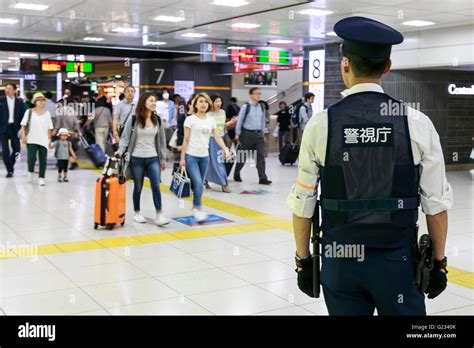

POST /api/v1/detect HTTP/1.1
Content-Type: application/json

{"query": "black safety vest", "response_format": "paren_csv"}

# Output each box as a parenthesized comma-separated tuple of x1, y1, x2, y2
(320, 91, 419, 248)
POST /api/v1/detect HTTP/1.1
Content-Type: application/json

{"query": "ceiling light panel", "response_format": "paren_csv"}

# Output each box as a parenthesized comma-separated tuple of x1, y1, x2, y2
(298, 8, 333, 16)
(231, 22, 261, 29)
(11, 3, 49, 11)
(402, 20, 435, 27)
(182, 33, 207, 38)
(212, 0, 249, 7)
(153, 15, 185, 22)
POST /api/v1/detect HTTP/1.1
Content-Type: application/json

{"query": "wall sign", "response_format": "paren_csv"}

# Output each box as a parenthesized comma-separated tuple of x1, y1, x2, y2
(448, 83, 474, 95)
(174, 80, 194, 102)
(308, 49, 325, 113)
(200, 43, 228, 62)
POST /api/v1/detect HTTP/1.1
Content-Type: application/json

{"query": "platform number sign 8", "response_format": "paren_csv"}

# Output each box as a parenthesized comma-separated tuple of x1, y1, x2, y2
(312, 58, 321, 79)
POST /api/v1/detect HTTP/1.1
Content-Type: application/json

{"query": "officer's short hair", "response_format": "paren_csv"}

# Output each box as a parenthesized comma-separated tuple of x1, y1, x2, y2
(344, 51, 390, 78)
(44, 91, 53, 99)
(304, 93, 315, 101)
(5, 82, 16, 90)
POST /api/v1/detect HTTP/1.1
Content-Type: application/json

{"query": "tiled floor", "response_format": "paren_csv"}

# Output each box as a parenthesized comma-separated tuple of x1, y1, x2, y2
(0, 152, 472, 315)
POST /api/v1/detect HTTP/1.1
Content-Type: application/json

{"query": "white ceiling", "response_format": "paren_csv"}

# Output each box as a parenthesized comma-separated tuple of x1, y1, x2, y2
(0, 0, 474, 65)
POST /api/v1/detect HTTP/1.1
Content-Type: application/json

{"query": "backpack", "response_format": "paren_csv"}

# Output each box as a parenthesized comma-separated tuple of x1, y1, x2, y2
(290, 102, 309, 128)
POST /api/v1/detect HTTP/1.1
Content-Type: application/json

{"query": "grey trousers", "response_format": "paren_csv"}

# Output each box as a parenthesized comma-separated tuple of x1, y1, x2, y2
(234, 129, 268, 181)
(278, 130, 291, 152)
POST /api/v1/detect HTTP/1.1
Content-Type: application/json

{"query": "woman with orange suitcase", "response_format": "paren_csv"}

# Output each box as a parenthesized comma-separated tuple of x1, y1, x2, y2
(116, 92, 170, 226)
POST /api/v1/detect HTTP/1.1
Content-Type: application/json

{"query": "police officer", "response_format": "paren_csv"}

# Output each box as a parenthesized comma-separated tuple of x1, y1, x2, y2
(287, 16, 453, 315)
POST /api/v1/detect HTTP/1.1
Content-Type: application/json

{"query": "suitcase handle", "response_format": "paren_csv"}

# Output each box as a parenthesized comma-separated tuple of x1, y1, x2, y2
(79, 134, 90, 149)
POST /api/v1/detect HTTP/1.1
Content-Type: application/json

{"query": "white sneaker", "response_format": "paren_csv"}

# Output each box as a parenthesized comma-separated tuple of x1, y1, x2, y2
(192, 208, 208, 223)
(133, 212, 147, 224)
(38, 178, 46, 186)
(155, 213, 171, 226)
(27, 172, 33, 182)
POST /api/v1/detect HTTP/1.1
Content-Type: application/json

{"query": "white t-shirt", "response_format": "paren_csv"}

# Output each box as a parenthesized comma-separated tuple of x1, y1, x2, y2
(184, 114, 216, 157)
(156, 100, 170, 128)
(20, 110, 54, 148)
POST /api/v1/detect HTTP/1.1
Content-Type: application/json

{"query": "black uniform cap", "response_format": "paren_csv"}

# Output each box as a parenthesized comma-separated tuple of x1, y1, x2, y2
(334, 16, 404, 59)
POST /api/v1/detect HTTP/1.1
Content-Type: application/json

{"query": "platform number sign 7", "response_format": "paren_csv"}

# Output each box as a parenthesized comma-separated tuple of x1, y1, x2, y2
(155, 68, 165, 84)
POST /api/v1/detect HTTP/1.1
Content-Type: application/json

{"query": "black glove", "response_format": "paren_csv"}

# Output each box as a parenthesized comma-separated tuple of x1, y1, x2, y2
(426, 269, 448, 299)
(296, 257, 315, 298)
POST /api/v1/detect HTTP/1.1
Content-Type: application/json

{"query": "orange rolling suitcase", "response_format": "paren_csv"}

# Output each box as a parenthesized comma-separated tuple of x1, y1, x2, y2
(94, 157, 126, 230)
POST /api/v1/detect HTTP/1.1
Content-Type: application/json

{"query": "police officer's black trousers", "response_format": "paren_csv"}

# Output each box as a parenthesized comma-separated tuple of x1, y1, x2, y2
(320, 242, 426, 315)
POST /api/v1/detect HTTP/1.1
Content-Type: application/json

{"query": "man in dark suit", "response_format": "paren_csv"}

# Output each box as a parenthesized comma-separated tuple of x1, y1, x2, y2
(0, 83, 25, 177)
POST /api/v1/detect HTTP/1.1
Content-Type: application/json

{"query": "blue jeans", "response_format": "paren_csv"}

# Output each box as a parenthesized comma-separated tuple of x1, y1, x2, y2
(130, 156, 162, 212)
(185, 154, 209, 208)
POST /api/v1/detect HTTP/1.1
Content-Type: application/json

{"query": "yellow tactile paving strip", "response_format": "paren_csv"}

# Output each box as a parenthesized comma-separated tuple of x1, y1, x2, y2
(1, 160, 472, 291)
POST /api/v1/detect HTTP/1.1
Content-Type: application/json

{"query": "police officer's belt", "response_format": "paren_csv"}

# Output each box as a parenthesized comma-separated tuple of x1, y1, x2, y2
(321, 197, 419, 211)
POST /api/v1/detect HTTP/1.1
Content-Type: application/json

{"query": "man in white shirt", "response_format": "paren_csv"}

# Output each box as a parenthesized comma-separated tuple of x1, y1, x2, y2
(288, 16, 453, 315)
(0, 83, 25, 177)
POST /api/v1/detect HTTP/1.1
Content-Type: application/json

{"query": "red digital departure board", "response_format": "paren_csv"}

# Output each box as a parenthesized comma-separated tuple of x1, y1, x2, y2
(41, 60, 67, 72)
(230, 48, 291, 65)
(41, 60, 94, 73)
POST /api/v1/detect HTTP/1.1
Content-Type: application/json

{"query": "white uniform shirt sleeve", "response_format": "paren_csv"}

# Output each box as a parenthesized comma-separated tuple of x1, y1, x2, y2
(407, 108, 453, 215)
(287, 110, 328, 218)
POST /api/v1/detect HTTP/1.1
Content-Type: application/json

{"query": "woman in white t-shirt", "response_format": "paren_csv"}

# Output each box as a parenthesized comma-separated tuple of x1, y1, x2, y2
(180, 93, 232, 223)
(20, 93, 54, 186)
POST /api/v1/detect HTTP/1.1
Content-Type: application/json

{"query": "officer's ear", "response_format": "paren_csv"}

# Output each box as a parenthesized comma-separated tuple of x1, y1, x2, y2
(382, 59, 392, 75)
(341, 57, 350, 73)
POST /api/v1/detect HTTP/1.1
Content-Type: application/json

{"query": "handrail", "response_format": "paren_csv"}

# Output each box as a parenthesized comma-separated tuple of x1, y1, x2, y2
(266, 81, 303, 106)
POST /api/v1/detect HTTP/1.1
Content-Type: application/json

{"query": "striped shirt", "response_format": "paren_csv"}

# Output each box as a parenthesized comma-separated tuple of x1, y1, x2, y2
(207, 110, 226, 137)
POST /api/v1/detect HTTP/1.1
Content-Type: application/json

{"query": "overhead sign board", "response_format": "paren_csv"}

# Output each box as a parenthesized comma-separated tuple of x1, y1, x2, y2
(40, 60, 94, 73)
(230, 47, 292, 65)
(200, 43, 228, 62)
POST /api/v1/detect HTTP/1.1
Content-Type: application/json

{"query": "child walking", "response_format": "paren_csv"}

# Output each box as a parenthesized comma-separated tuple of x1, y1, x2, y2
(50, 128, 77, 182)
